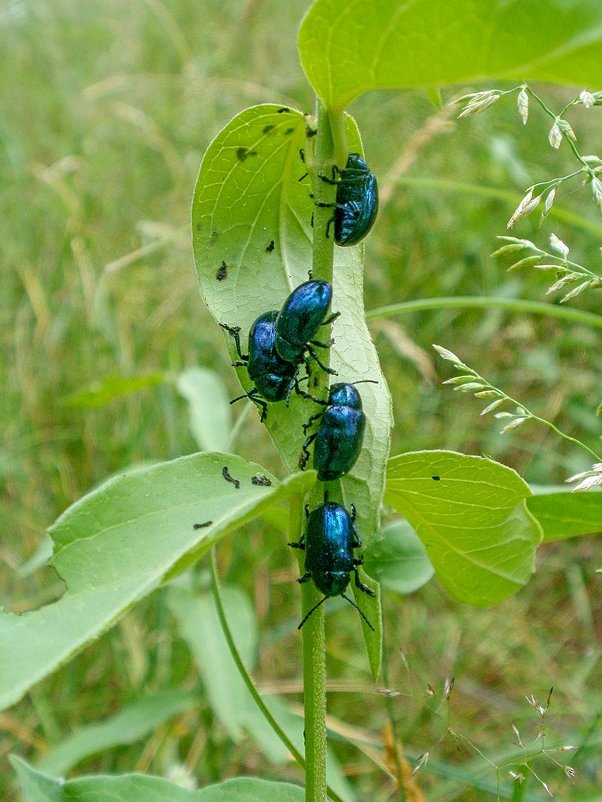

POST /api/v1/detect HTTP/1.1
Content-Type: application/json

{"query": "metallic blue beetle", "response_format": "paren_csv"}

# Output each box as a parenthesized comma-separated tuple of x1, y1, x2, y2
(221, 311, 317, 421)
(317, 153, 379, 246)
(298, 381, 376, 481)
(275, 280, 338, 375)
(289, 500, 375, 629)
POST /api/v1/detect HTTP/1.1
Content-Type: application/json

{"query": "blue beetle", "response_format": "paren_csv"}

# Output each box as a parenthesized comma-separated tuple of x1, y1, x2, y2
(289, 500, 375, 629)
(299, 380, 377, 481)
(316, 153, 379, 246)
(221, 311, 319, 421)
(275, 280, 339, 375)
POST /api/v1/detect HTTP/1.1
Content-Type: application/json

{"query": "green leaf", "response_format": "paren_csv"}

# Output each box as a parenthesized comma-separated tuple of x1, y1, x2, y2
(299, 0, 602, 112)
(363, 519, 435, 594)
(176, 367, 232, 451)
(0, 453, 314, 711)
(385, 451, 542, 606)
(167, 585, 289, 760)
(191, 103, 392, 545)
(353, 568, 382, 681)
(12, 757, 305, 802)
(37, 690, 197, 776)
(526, 490, 602, 542)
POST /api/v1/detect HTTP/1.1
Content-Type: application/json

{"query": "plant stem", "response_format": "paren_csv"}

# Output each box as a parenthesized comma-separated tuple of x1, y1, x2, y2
(366, 295, 602, 331)
(300, 97, 342, 802)
(296, 499, 328, 802)
(311, 101, 338, 287)
(211, 545, 347, 802)
(210, 549, 304, 765)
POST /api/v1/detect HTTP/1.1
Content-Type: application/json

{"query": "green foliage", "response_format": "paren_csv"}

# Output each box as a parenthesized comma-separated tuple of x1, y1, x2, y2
(527, 490, 602, 541)
(385, 451, 542, 605)
(363, 519, 434, 594)
(2, 0, 601, 799)
(176, 368, 233, 451)
(191, 104, 392, 543)
(12, 757, 305, 802)
(299, 0, 602, 112)
(0, 454, 313, 710)
(36, 690, 197, 776)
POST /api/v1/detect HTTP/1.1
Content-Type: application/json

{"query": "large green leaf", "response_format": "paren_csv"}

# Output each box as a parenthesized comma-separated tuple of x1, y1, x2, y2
(0, 453, 314, 711)
(299, 0, 602, 112)
(12, 757, 305, 802)
(526, 490, 602, 542)
(191, 103, 392, 545)
(385, 451, 542, 606)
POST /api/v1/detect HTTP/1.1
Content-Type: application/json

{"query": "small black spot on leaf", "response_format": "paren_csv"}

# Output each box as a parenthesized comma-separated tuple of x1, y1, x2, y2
(262, 124, 275, 134)
(432, 475, 441, 481)
(277, 107, 290, 114)
(266, 240, 275, 252)
(216, 261, 228, 281)
(236, 147, 257, 161)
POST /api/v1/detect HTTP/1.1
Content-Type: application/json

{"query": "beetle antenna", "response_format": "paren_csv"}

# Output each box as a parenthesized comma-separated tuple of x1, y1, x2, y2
(342, 593, 375, 632)
(297, 595, 328, 629)
(350, 379, 379, 387)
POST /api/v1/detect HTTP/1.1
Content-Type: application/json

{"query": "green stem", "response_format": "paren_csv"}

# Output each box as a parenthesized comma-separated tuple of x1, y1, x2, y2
(365, 295, 602, 330)
(296, 500, 328, 802)
(210, 546, 346, 802)
(522, 411, 600, 462)
(210, 549, 303, 765)
(299, 98, 343, 802)
(311, 101, 337, 286)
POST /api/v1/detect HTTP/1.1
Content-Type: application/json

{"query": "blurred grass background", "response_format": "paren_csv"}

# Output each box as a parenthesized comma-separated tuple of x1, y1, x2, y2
(0, 0, 600, 800)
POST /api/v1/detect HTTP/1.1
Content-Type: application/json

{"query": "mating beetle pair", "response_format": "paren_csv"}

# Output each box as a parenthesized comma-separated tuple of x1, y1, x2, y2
(289, 498, 375, 630)
(221, 279, 337, 421)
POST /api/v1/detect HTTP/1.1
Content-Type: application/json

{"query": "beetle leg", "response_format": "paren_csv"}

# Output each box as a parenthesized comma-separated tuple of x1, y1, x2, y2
(219, 323, 247, 362)
(350, 503, 357, 523)
(317, 164, 340, 185)
(305, 345, 337, 375)
(229, 388, 268, 422)
(297, 572, 312, 583)
(350, 521, 362, 550)
(320, 311, 340, 326)
(308, 338, 334, 349)
(352, 565, 376, 597)
(288, 537, 305, 550)
(302, 409, 324, 435)
(341, 592, 375, 631)
(294, 380, 329, 406)
(299, 432, 317, 469)
(298, 595, 328, 629)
